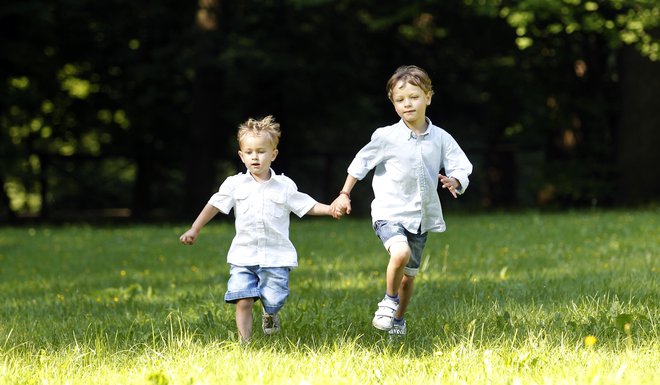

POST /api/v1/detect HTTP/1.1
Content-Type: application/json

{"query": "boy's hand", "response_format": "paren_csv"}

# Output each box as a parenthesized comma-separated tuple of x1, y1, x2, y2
(439, 174, 460, 198)
(179, 228, 200, 245)
(330, 194, 351, 219)
(330, 204, 344, 219)
(330, 202, 346, 219)
(328, 206, 345, 219)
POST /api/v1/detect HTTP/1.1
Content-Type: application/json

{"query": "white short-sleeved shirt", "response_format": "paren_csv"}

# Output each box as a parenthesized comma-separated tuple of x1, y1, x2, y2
(208, 170, 317, 268)
(347, 119, 473, 234)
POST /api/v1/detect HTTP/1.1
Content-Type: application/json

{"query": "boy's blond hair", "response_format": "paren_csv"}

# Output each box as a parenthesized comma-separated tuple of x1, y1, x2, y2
(386, 65, 434, 101)
(237, 115, 281, 148)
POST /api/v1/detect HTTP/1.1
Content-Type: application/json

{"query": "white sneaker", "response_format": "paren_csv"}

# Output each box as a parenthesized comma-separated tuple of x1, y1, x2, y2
(372, 297, 398, 331)
(389, 319, 406, 338)
(262, 312, 281, 335)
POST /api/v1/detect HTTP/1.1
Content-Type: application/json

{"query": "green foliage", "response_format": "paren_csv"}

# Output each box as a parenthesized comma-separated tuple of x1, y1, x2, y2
(0, 211, 658, 383)
(1, 1, 659, 220)
(470, 0, 660, 60)
(1, 0, 198, 217)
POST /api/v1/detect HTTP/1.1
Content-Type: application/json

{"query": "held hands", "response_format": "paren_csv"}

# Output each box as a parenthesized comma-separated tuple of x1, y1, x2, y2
(439, 174, 460, 198)
(179, 228, 200, 245)
(330, 193, 352, 219)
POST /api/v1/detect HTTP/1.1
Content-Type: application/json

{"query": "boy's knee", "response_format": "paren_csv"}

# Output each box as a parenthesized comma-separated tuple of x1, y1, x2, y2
(236, 298, 255, 311)
(389, 242, 411, 257)
(389, 242, 411, 265)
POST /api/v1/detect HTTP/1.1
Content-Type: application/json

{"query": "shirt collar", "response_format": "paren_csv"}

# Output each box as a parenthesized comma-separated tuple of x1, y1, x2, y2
(243, 168, 277, 184)
(399, 118, 433, 139)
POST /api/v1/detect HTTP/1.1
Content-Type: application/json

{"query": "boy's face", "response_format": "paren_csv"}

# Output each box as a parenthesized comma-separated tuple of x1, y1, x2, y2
(390, 81, 432, 131)
(238, 134, 278, 180)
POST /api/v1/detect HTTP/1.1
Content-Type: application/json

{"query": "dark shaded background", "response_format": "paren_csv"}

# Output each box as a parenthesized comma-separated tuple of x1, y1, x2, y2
(1, 0, 658, 223)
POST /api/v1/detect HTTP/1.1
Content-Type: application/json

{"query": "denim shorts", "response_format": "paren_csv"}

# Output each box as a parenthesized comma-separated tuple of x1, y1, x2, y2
(373, 220, 428, 277)
(224, 265, 291, 314)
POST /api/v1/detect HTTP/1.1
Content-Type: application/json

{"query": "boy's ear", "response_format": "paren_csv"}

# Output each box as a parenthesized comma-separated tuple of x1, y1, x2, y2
(426, 92, 433, 105)
(272, 148, 279, 160)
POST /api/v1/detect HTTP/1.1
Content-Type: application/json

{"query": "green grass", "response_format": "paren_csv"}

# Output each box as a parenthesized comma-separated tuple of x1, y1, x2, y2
(0, 210, 658, 384)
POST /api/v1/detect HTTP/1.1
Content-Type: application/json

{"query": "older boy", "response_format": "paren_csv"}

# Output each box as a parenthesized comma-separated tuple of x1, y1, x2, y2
(331, 65, 473, 336)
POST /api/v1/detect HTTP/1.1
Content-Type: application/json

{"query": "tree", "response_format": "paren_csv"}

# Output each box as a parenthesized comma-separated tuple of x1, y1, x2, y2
(463, 0, 660, 206)
(1, 0, 197, 220)
(1, 0, 658, 223)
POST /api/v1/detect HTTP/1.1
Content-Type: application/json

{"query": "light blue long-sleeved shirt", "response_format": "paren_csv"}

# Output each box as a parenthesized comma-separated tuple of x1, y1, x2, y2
(347, 119, 473, 233)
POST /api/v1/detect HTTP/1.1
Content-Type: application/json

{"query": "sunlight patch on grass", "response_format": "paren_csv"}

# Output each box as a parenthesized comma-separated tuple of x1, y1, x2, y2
(0, 211, 658, 384)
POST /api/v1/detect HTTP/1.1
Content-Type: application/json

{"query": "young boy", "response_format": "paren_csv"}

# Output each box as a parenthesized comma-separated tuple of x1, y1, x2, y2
(330, 65, 473, 337)
(180, 115, 337, 342)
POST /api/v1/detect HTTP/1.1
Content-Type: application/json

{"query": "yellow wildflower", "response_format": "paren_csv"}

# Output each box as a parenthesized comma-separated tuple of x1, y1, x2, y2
(584, 335, 597, 347)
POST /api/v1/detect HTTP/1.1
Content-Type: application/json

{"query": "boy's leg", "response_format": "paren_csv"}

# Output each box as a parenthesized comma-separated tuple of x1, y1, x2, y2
(224, 265, 261, 342)
(257, 267, 290, 335)
(389, 229, 426, 336)
(388, 266, 416, 338)
(397, 229, 425, 319)
(373, 241, 411, 330)
(372, 221, 413, 331)
(382, 245, 413, 335)
(386, 242, 411, 296)
(235, 298, 255, 341)
(395, 274, 415, 319)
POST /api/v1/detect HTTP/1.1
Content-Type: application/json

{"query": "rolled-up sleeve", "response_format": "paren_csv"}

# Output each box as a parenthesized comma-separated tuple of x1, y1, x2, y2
(443, 135, 473, 195)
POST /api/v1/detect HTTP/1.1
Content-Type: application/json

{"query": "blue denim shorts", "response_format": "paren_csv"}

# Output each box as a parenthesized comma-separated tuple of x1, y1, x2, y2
(224, 265, 291, 314)
(373, 220, 428, 277)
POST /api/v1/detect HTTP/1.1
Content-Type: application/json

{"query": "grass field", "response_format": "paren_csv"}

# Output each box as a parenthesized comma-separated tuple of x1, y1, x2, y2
(0, 210, 658, 384)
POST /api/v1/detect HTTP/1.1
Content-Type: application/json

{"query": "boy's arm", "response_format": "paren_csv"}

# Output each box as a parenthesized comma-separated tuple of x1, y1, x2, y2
(306, 202, 334, 217)
(179, 204, 220, 245)
(441, 133, 473, 196)
(330, 174, 358, 217)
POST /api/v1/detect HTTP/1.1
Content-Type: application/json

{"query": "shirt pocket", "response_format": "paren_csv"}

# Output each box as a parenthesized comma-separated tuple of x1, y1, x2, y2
(234, 188, 251, 214)
(268, 193, 289, 218)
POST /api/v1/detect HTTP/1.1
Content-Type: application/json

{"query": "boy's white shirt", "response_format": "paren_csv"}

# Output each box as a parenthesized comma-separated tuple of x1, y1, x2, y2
(347, 119, 473, 234)
(209, 169, 317, 268)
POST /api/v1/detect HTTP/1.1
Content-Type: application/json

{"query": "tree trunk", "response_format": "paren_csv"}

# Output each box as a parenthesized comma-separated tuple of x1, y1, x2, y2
(182, 0, 225, 218)
(0, 174, 17, 223)
(131, 154, 153, 220)
(183, 66, 225, 217)
(617, 47, 660, 205)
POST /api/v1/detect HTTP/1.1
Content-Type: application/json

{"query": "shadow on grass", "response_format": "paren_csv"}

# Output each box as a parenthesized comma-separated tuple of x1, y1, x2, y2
(0, 214, 657, 355)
